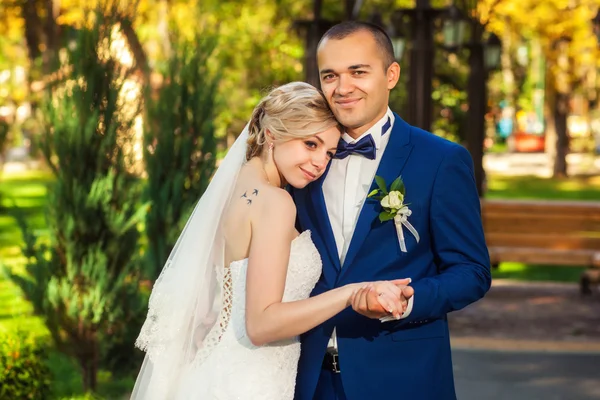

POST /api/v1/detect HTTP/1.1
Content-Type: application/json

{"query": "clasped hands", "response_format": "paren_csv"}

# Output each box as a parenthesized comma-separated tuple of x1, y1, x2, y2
(349, 278, 414, 320)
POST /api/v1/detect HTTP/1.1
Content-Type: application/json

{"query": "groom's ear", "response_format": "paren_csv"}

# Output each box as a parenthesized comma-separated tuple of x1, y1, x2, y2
(386, 62, 400, 90)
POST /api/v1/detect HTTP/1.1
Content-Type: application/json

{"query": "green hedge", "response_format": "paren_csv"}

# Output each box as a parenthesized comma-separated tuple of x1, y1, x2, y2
(0, 331, 52, 399)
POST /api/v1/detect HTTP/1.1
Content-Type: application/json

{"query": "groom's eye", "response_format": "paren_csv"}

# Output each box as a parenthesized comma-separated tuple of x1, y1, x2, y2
(353, 70, 366, 76)
(322, 74, 335, 81)
(327, 151, 335, 159)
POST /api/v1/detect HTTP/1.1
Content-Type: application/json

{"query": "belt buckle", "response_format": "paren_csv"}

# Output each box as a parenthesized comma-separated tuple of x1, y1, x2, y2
(331, 353, 340, 374)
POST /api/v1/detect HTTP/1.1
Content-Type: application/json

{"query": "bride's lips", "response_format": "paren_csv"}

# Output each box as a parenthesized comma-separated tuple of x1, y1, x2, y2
(335, 98, 361, 108)
(300, 167, 317, 181)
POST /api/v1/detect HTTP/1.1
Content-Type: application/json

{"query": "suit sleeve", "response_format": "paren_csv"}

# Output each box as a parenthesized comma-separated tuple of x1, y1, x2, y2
(405, 144, 491, 322)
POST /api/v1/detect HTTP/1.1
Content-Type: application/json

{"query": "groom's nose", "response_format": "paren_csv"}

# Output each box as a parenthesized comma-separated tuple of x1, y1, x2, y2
(335, 74, 354, 96)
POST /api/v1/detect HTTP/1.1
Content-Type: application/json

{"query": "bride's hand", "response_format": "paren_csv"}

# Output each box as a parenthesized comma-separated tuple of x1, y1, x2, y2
(349, 279, 411, 319)
(373, 280, 409, 319)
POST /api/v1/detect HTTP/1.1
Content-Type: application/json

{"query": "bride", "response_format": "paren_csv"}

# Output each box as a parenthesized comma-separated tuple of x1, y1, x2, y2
(130, 82, 408, 399)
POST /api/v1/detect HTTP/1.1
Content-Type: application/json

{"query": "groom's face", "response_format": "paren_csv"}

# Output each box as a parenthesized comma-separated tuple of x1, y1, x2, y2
(317, 30, 399, 136)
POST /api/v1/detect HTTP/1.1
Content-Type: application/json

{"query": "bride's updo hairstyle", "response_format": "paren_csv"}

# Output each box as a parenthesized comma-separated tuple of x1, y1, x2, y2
(246, 82, 340, 161)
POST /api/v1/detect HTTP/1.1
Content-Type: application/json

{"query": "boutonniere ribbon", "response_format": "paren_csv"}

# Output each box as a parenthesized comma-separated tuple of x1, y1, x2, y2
(368, 175, 420, 252)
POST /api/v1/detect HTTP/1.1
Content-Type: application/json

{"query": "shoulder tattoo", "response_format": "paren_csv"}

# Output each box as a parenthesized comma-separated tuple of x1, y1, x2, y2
(242, 189, 260, 205)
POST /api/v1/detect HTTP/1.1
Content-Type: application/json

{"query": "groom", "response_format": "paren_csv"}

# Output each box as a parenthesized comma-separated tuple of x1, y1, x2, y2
(291, 21, 491, 400)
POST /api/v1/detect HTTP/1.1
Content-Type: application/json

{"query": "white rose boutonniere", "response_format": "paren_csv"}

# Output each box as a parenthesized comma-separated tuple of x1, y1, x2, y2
(368, 175, 420, 253)
(381, 191, 404, 209)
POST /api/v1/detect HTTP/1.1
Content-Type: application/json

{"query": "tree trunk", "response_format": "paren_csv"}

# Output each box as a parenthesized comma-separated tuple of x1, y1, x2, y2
(22, 0, 43, 62)
(407, 0, 435, 131)
(466, 42, 487, 197)
(500, 18, 516, 143)
(82, 363, 98, 393)
(120, 19, 150, 82)
(157, 0, 172, 59)
(42, 0, 60, 74)
(79, 342, 99, 392)
(345, 0, 360, 20)
(553, 92, 569, 177)
(549, 40, 570, 178)
(500, 19, 515, 109)
(304, 0, 323, 87)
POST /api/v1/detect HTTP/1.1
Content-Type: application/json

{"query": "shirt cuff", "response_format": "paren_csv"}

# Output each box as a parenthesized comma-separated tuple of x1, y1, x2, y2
(380, 294, 415, 322)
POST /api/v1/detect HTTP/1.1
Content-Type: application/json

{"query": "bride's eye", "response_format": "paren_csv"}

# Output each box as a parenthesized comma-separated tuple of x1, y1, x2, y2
(305, 141, 317, 149)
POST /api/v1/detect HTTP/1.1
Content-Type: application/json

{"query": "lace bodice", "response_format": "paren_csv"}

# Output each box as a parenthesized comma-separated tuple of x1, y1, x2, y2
(173, 230, 322, 400)
(225, 229, 322, 301)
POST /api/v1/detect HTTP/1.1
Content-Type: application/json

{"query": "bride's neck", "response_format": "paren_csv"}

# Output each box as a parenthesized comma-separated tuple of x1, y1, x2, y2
(248, 157, 285, 188)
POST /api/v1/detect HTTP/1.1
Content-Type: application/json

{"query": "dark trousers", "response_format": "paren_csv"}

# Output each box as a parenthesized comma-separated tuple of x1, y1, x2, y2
(313, 368, 348, 400)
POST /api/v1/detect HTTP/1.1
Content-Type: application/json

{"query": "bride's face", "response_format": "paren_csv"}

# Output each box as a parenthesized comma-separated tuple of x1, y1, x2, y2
(273, 125, 340, 189)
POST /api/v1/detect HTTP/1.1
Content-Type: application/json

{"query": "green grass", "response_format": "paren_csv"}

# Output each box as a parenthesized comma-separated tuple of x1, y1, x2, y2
(487, 141, 509, 154)
(487, 173, 600, 201)
(0, 169, 133, 399)
(0, 170, 50, 338)
(491, 262, 586, 283)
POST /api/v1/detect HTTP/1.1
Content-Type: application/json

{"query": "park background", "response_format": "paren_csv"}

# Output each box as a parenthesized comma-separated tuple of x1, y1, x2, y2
(0, 0, 599, 399)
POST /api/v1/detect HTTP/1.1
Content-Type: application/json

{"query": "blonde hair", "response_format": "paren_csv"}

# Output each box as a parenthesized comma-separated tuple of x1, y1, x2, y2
(246, 82, 340, 160)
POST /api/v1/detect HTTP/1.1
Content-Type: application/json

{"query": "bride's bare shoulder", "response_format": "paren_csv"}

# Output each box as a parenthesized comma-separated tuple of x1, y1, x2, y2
(257, 186, 296, 219)
(236, 184, 294, 234)
(248, 185, 297, 245)
(232, 178, 295, 217)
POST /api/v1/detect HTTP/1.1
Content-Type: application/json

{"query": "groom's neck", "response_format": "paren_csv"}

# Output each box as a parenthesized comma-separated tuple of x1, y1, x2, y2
(346, 108, 388, 139)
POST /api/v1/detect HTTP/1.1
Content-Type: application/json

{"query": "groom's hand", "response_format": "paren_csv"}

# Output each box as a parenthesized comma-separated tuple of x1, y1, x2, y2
(351, 279, 411, 319)
(399, 285, 414, 301)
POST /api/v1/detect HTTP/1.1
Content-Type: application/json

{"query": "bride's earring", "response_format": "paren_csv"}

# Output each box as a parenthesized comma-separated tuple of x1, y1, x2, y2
(268, 142, 274, 155)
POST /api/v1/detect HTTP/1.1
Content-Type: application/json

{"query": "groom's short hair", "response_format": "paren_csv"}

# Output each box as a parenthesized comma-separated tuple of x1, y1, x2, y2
(318, 21, 396, 69)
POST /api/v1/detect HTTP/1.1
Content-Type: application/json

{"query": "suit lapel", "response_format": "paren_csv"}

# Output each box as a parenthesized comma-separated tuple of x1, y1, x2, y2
(340, 115, 414, 276)
(308, 163, 342, 272)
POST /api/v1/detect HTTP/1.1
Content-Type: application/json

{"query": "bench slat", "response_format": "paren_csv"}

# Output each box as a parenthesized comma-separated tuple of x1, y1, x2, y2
(484, 221, 600, 235)
(482, 199, 600, 211)
(486, 233, 600, 250)
(489, 247, 599, 267)
(483, 210, 600, 222)
(480, 199, 600, 268)
(484, 227, 600, 237)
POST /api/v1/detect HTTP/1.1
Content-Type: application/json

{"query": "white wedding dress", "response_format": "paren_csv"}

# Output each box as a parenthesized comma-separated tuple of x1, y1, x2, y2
(172, 230, 322, 400)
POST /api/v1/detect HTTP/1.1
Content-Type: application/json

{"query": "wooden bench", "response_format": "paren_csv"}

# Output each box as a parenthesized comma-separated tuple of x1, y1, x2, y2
(481, 199, 600, 294)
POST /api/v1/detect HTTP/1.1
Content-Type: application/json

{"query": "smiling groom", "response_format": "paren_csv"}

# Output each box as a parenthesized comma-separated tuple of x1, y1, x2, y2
(290, 21, 491, 400)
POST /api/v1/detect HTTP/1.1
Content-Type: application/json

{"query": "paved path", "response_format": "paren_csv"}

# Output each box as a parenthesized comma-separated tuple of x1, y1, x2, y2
(449, 280, 600, 350)
(453, 348, 600, 400)
(452, 280, 600, 399)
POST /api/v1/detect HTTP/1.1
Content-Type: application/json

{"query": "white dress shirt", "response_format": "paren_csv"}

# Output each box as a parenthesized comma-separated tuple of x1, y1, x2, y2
(323, 108, 414, 351)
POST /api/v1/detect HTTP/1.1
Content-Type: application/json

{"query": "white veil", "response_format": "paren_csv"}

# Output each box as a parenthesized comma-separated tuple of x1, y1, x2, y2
(130, 125, 249, 400)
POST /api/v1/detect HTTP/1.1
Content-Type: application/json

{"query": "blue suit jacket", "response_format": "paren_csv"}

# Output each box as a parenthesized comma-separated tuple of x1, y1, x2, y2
(291, 115, 491, 400)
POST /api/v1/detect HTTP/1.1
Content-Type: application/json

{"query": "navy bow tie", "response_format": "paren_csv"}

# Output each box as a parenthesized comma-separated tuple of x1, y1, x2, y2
(334, 134, 376, 160)
(334, 117, 391, 160)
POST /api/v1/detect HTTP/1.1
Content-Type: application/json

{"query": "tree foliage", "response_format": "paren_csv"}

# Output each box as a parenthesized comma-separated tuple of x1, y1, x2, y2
(480, 0, 600, 91)
(10, 8, 147, 391)
(142, 30, 220, 280)
(479, 0, 600, 176)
